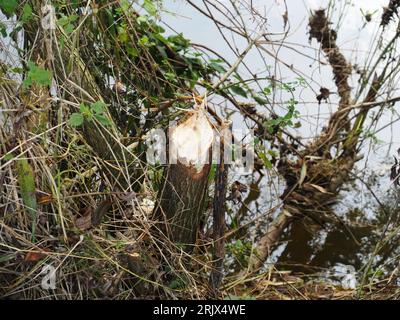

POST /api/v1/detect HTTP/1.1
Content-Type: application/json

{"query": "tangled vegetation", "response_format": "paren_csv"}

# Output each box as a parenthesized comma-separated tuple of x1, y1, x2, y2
(1, 0, 400, 300)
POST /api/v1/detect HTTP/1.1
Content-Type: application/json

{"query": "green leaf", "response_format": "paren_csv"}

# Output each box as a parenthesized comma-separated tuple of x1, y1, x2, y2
(94, 114, 110, 126)
(208, 163, 218, 182)
(153, 31, 167, 44)
(57, 15, 70, 27)
(168, 33, 190, 49)
(126, 46, 139, 57)
(296, 76, 307, 87)
(0, 22, 7, 37)
(137, 15, 148, 25)
(71, 0, 80, 9)
(143, 0, 157, 16)
(16, 158, 37, 242)
(79, 103, 91, 115)
(153, 25, 165, 34)
(164, 72, 176, 81)
(69, 14, 78, 23)
(64, 23, 74, 34)
(254, 95, 268, 105)
(10, 67, 23, 74)
(258, 150, 273, 169)
(21, 4, 33, 24)
(263, 87, 271, 95)
(91, 101, 107, 114)
(268, 150, 278, 157)
(117, 26, 128, 43)
(209, 61, 226, 73)
(59, 36, 65, 49)
(3, 152, 13, 162)
(57, 14, 77, 34)
(253, 137, 260, 146)
(138, 35, 150, 46)
(120, 0, 131, 13)
(69, 113, 84, 127)
(210, 58, 224, 63)
(230, 85, 248, 98)
(168, 277, 186, 290)
(23, 61, 52, 88)
(0, 0, 18, 16)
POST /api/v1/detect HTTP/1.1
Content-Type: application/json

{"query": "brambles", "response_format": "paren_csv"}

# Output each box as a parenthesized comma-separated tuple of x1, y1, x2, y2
(69, 101, 111, 127)
(22, 61, 52, 88)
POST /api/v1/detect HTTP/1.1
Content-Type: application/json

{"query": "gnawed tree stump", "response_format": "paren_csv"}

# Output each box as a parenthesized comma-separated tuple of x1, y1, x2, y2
(157, 163, 211, 247)
(155, 105, 214, 249)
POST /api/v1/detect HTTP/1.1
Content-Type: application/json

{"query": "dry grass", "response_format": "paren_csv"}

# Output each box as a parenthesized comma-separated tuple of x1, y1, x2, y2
(0, 104, 210, 298)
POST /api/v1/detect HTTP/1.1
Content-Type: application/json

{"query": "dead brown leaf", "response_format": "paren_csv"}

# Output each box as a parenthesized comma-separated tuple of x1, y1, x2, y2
(74, 208, 93, 230)
(316, 87, 331, 104)
(74, 200, 112, 230)
(37, 193, 53, 205)
(309, 183, 332, 194)
(24, 249, 50, 262)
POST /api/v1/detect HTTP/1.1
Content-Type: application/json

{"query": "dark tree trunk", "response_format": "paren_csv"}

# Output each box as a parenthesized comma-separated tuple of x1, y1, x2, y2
(156, 161, 211, 249)
(209, 121, 230, 291)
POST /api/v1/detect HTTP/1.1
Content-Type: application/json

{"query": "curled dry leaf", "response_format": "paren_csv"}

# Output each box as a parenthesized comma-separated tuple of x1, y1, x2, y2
(381, 0, 400, 28)
(74, 200, 112, 230)
(299, 161, 307, 186)
(92, 200, 112, 227)
(316, 87, 331, 105)
(75, 214, 92, 230)
(309, 183, 331, 194)
(113, 81, 126, 94)
(228, 180, 248, 203)
(117, 191, 136, 202)
(37, 193, 53, 205)
(74, 208, 92, 231)
(24, 248, 50, 262)
(282, 11, 288, 29)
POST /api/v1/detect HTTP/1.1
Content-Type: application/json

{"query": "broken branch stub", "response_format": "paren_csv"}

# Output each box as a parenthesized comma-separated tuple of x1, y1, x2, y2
(155, 105, 215, 249)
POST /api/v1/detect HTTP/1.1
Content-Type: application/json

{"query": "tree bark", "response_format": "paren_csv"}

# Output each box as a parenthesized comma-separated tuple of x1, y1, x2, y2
(209, 121, 230, 291)
(154, 108, 214, 250)
(156, 162, 211, 247)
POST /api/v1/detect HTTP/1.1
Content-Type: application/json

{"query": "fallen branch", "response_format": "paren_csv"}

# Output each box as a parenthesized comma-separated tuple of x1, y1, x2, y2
(248, 9, 354, 272)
